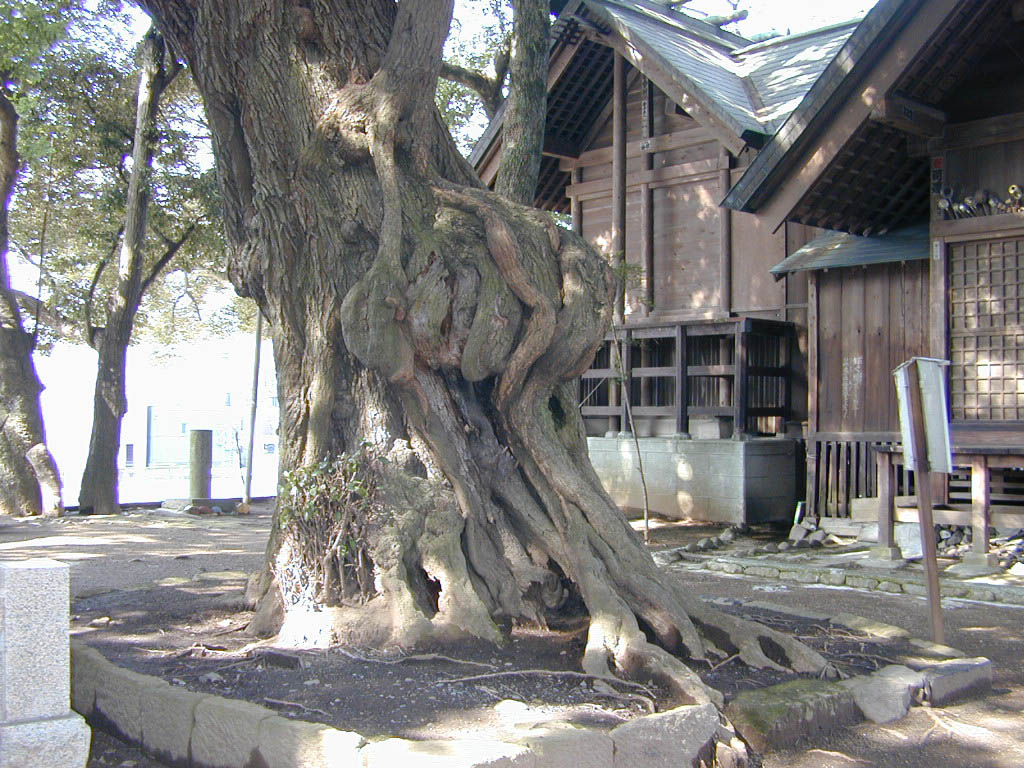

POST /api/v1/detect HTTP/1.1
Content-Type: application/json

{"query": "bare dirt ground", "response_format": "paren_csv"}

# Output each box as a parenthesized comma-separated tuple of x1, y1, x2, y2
(3, 508, 1022, 767)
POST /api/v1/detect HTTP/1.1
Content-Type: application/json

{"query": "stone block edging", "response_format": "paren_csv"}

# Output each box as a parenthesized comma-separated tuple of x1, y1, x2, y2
(721, 600, 992, 750)
(71, 597, 991, 767)
(70, 640, 745, 768)
(692, 554, 1024, 606)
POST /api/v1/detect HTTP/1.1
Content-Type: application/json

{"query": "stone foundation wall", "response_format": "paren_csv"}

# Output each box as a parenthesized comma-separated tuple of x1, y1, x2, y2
(586, 437, 798, 524)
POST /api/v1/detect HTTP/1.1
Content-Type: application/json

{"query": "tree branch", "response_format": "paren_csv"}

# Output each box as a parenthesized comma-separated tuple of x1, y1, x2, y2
(84, 228, 121, 347)
(140, 221, 196, 297)
(439, 61, 504, 120)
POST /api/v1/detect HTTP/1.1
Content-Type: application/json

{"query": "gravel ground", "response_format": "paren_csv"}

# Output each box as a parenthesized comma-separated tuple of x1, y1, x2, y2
(3, 508, 1022, 767)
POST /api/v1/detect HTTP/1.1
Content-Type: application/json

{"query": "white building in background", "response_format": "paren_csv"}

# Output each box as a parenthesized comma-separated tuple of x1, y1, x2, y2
(34, 336, 280, 507)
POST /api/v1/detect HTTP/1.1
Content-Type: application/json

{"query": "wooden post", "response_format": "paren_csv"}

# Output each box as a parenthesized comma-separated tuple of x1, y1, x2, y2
(807, 272, 819, 516)
(612, 51, 626, 326)
(244, 312, 262, 506)
(903, 362, 945, 645)
(609, 52, 627, 434)
(874, 450, 900, 558)
(621, 330, 632, 433)
(675, 324, 689, 437)
(719, 149, 732, 317)
(733, 320, 749, 440)
(570, 168, 582, 236)
(969, 456, 994, 564)
(641, 77, 654, 316)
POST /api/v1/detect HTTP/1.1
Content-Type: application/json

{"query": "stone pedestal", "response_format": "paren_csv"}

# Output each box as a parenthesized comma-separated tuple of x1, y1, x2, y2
(0, 560, 90, 767)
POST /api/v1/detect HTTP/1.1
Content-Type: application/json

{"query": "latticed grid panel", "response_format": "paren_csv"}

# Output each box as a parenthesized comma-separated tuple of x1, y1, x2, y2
(949, 237, 1024, 421)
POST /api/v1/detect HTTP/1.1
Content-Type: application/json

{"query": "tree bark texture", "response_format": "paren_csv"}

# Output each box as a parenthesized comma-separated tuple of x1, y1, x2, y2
(79, 30, 181, 515)
(494, 0, 549, 205)
(139, 0, 828, 706)
(0, 93, 64, 517)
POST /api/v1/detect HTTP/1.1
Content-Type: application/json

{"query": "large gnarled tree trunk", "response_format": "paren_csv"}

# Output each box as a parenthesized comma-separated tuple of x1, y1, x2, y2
(140, 0, 827, 708)
(0, 92, 64, 517)
(79, 30, 189, 515)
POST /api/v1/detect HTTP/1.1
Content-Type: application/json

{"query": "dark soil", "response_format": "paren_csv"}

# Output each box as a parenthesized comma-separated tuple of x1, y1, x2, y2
(73, 580, 663, 743)
(73, 567, 909, 745)
(74, 519, 908, 766)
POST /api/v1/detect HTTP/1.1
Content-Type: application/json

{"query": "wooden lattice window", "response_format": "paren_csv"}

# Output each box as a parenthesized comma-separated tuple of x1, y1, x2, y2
(949, 235, 1024, 421)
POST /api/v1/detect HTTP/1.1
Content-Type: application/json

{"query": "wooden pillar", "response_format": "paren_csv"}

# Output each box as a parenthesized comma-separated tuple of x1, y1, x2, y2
(969, 456, 994, 563)
(807, 272, 820, 515)
(719, 148, 733, 317)
(675, 324, 690, 437)
(612, 51, 626, 326)
(640, 77, 655, 317)
(621, 330, 632, 434)
(929, 236, 951, 506)
(874, 451, 900, 558)
(570, 168, 582, 236)
(609, 52, 627, 434)
(733, 320, 749, 440)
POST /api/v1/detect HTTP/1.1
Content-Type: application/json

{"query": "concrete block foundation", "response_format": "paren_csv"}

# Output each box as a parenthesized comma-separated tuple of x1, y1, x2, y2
(586, 436, 798, 524)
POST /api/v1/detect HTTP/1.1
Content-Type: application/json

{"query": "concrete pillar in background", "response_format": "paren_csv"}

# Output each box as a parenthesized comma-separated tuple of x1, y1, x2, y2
(189, 429, 213, 500)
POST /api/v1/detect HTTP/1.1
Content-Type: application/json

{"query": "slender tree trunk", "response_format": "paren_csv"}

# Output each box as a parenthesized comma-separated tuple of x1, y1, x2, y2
(79, 30, 180, 514)
(494, 0, 549, 204)
(0, 93, 63, 517)
(141, 0, 828, 711)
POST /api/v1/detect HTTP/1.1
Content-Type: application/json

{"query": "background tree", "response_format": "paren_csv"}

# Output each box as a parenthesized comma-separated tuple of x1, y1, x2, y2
(138, 0, 828, 713)
(77, 27, 191, 515)
(9, 13, 231, 514)
(0, 0, 81, 516)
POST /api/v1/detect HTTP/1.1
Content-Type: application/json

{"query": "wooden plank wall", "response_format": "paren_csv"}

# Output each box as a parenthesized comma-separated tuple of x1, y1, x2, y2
(814, 260, 931, 434)
(945, 140, 1024, 203)
(568, 74, 796, 323)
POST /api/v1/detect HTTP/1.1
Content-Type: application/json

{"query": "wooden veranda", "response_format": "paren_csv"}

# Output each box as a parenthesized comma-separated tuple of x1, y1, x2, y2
(579, 317, 793, 439)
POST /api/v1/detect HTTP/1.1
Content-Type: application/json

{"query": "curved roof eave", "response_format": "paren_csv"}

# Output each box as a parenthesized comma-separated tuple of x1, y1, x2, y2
(721, 0, 920, 214)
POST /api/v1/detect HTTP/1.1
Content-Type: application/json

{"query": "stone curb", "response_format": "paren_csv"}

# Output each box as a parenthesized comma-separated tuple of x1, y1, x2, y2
(69, 641, 741, 768)
(687, 553, 1024, 605)
(719, 599, 992, 749)
(70, 598, 991, 766)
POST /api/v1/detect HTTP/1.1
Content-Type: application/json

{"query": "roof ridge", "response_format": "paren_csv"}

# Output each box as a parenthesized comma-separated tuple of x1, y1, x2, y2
(731, 18, 864, 56)
(589, 0, 752, 49)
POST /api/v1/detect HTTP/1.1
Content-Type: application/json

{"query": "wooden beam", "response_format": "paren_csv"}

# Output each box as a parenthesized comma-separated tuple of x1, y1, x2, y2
(542, 134, 579, 159)
(870, 94, 946, 137)
(546, 37, 581, 92)
(565, 158, 719, 198)
(928, 111, 1024, 153)
(559, 127, 716, 170)
(608, 31, 747, 156)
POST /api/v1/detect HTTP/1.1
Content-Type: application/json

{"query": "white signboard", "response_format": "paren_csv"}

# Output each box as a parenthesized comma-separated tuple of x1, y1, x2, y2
(893, 357, 953, 474)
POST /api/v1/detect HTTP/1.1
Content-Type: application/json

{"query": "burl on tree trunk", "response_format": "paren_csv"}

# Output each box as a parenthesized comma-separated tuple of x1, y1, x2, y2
(141, 0, 828, 707)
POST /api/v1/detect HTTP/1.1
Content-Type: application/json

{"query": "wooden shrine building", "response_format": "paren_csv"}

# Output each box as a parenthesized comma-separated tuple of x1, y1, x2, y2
(724, 0, 1024, 542)
(472, 0, 858, 523)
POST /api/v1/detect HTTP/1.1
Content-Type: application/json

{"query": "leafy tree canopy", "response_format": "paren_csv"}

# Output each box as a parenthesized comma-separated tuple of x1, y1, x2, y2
(6, 4, 252, 351)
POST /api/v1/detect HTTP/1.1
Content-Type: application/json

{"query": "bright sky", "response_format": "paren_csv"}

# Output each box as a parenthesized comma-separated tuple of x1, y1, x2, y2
(681, 0, 876, 36)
